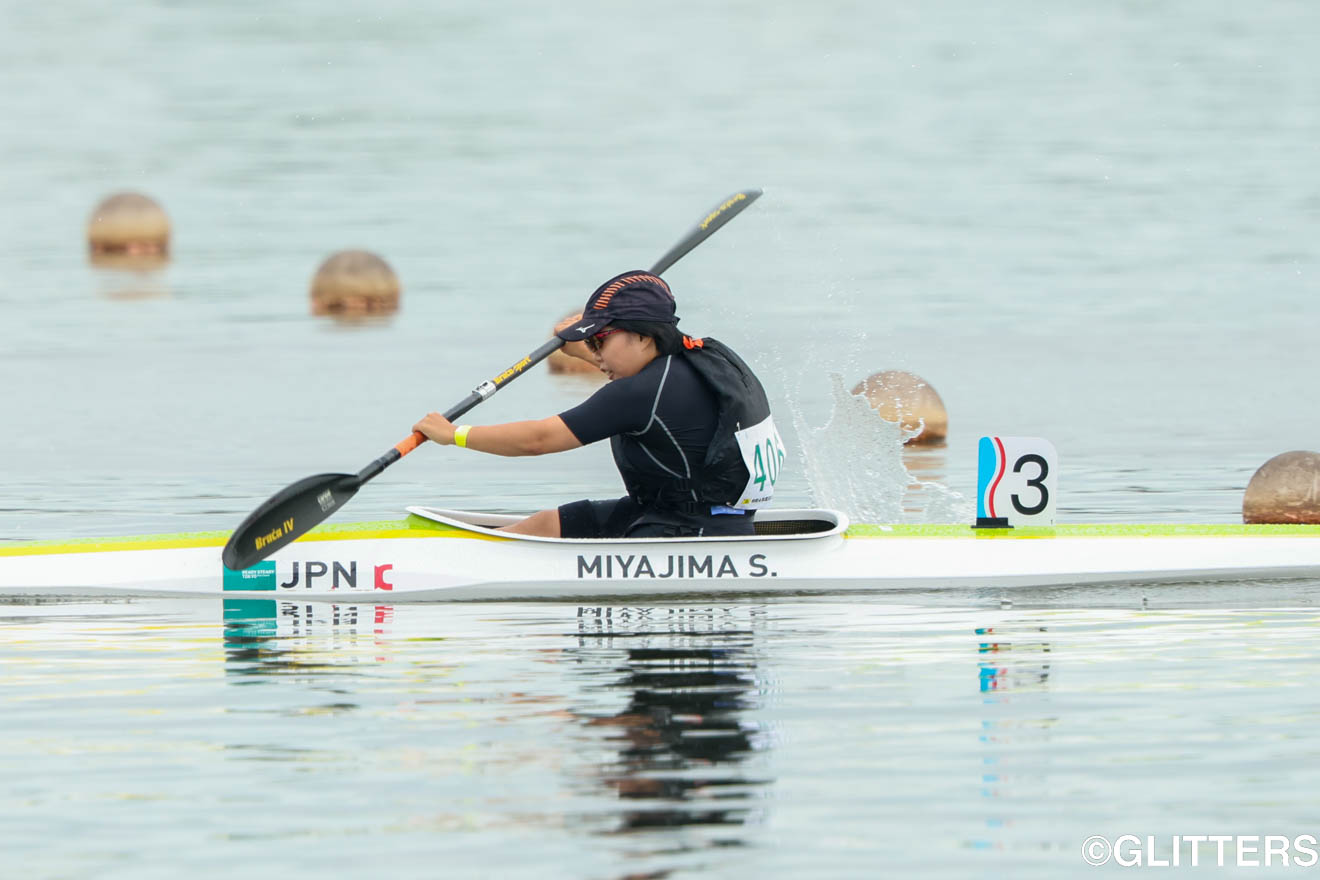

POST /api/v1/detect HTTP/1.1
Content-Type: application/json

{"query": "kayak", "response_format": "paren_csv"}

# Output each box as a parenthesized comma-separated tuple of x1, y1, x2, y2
(2, 506, 1319, 601)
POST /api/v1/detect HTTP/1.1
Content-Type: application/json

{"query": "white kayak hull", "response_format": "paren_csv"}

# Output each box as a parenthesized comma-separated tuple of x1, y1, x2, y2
(2, 507, 1320, 601)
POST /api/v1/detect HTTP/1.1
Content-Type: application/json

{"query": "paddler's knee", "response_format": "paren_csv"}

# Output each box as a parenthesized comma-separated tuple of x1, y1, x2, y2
(498, 508, 563, 537)
(1243, 451, 1320, 524)
(851, 370, 948, 446)
(87, 192, 171, 270)
(309, 250, 400, 319)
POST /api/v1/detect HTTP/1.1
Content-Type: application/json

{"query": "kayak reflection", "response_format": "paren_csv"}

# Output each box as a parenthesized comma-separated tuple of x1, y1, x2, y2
(221, 599, 393, 681)
(568, 606, 772, 838)
(215, 599, 773, 857)
(973, 619, 1056, 854)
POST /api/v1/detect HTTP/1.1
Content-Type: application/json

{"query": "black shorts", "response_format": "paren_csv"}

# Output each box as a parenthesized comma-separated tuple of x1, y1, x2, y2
(558, 497, 756, 539)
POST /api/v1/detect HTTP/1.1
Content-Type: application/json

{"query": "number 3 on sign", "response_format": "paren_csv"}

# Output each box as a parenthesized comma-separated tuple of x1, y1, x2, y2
(976, 436, 1058, 527)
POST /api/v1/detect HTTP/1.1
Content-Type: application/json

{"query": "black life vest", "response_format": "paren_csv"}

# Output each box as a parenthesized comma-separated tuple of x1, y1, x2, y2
(615, 337, 775, 514)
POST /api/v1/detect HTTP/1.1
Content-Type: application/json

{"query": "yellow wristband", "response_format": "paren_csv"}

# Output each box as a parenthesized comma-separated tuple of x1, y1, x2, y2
(453, 425, 472, 448)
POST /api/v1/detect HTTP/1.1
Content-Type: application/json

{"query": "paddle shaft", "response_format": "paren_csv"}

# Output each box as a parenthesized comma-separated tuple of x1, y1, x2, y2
(357, 336, 565, 482)
(357, 188, 763, 486)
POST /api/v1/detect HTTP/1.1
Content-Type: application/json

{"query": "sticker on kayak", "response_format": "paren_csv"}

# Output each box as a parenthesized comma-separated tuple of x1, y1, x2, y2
(221, 559, 395, 591)
(976, 436, 1057, 528)
(223, 560, 277, 591)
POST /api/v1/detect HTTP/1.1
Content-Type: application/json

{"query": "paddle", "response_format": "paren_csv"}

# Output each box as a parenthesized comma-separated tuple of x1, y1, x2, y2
(222, 188, 763, 571)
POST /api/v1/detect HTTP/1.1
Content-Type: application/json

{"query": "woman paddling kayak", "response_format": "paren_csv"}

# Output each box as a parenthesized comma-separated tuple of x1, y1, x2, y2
(412, 270, 786, 538)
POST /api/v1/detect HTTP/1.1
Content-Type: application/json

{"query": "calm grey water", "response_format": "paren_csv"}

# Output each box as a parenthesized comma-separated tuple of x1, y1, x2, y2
(1, 0, 1318, 876)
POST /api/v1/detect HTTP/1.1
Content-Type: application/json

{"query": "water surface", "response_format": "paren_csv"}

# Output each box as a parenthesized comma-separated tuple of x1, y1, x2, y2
(1, 1, 1318, 876)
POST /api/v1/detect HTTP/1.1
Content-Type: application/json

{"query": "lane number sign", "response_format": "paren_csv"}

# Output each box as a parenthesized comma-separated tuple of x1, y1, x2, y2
(976, 436, 1058, 527)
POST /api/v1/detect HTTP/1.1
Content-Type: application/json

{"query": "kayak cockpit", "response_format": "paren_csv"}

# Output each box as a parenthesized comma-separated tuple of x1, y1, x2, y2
(404, 506, 850, 543)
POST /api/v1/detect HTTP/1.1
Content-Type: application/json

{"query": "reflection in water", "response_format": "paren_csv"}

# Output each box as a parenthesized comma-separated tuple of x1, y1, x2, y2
(221, 599, 393, 683)
(902, 446, 947, 518)
(901, 445, 972, 521)
(903, 445, 947, 480)
(12, 600, 1320, 876)
(92, 265, 171, 299)
(216, 599, 774, 867)
(570, 606, 772, 846)
(977, 624, 1052, 694)
(974, 620, 1057, 856)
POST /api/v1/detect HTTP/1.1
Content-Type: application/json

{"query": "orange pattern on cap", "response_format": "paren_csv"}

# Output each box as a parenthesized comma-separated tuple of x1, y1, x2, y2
(592, 273, 672, 310)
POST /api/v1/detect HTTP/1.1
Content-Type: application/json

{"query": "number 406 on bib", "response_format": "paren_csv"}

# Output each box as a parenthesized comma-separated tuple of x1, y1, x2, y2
(976, 436, 1058, 528)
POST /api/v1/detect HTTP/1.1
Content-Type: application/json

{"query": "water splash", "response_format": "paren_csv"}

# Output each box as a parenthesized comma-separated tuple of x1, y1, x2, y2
(786, 373, 971, 523)
(905, 449, 974, 523)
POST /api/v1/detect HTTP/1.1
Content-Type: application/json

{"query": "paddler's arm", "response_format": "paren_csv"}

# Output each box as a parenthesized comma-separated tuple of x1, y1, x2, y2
(412, 412, 583, 456)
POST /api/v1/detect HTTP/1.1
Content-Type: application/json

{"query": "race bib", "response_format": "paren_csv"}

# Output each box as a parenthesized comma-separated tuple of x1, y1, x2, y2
(733, 416, 787, 509)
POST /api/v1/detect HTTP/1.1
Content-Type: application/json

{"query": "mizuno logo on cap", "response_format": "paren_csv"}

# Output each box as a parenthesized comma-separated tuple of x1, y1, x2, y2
(573, 323, 597, 333)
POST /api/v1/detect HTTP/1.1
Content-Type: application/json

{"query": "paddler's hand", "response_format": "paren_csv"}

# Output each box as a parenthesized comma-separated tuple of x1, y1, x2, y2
(553, 312, 597, 363)
(413, 412, 458, 445)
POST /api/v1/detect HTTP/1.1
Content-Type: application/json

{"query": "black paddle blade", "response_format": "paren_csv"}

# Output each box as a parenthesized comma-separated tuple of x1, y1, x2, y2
(222, 472, 361, 571)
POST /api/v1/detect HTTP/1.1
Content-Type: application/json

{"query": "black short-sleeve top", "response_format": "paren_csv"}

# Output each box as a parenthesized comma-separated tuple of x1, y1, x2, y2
(558, 354, 719, 494)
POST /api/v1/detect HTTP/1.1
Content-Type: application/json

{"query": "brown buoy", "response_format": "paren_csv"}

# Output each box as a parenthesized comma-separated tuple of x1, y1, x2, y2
(851, 370, 948, 446)
(1243, 451, 1320, 524)
(309, 250, 400, 318)
(87, 192, 170, 269)
(548, 311, 605, 377)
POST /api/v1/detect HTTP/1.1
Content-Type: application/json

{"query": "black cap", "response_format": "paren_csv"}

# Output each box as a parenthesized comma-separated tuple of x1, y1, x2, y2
(556, 271, 678, 342)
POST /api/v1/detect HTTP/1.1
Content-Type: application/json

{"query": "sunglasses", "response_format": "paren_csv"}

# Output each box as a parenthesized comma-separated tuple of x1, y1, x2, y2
(585, 327, 625, 353)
